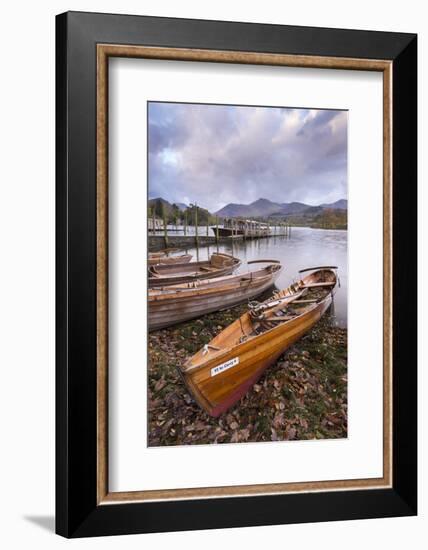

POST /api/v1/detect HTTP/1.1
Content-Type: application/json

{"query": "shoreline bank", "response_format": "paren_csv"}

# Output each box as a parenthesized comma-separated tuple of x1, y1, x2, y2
(148, 302, 347, 447)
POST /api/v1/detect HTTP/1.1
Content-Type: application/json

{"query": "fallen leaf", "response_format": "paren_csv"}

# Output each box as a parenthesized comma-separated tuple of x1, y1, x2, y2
(231, 431, 240, 443)
(154, 377, 166, 392)
(285, 427, 297, 440)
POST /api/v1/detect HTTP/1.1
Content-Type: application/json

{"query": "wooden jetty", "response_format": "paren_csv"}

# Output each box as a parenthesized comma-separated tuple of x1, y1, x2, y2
(148, 232, 283, 252)
(212, 218, 270, 238)
(149, 235, 243, 251)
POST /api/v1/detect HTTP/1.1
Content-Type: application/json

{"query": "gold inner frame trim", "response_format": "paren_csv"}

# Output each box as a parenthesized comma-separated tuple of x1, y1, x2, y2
(96, 43, 393, 504)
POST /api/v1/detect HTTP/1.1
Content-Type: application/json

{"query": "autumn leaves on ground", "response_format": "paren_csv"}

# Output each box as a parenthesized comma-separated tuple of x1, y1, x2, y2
(148, 303, 347, 446)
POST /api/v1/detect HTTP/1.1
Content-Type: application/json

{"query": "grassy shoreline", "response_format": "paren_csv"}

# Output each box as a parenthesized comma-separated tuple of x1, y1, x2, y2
(148, 302, 347, 447)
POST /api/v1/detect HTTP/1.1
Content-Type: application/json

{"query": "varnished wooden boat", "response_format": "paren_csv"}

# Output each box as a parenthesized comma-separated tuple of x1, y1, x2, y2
(148, 251, 192, 266)
(149, 261, 283, 330)
(149, 253, 241, 288)
(180, 267, 338, 417)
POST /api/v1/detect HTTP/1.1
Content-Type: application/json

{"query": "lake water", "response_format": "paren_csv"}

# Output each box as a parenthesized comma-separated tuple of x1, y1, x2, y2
(179, 226, 348, 328)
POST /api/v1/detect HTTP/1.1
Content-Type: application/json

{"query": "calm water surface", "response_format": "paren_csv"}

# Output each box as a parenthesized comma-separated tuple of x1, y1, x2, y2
(180, 227, 348, 328)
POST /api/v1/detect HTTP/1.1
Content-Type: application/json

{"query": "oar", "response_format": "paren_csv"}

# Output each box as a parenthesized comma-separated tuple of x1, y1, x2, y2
(298, 265, 338, 273)
(250, 289, 307, 323)
(261, 289, 308, 318)
(247, 259, 281, 264)
(301, 281, 336, 289)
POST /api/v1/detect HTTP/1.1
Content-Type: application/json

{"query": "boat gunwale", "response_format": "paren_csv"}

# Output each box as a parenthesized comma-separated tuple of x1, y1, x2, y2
(149, 253, 240, 273)
(149, 278, 274, 301)
(148, 265, 282, 300)
(148, 253, 193, 266)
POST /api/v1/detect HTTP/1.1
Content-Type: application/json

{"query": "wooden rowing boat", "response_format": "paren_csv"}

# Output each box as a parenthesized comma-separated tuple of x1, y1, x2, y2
(179, 267, 338, 417)
(149, 253, 241, 287)
(149, 261, 283, 331)
(148, 251, 192, 266)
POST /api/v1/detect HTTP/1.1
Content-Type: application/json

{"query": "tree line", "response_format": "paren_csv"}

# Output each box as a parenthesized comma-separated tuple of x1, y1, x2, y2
(148, 198, 216, 226)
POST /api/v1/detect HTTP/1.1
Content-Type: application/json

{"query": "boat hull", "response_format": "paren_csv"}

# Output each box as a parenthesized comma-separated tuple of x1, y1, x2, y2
(149, 265, 238, 287)
(183, 294, 332, 417)
(149, 268, 281, 330)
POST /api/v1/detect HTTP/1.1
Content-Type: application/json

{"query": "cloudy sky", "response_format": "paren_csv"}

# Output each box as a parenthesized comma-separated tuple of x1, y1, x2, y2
(148, 102, 347, 212)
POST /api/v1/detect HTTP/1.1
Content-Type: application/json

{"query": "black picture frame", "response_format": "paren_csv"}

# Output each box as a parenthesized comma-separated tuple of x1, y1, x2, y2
(56, 11, 417, 538)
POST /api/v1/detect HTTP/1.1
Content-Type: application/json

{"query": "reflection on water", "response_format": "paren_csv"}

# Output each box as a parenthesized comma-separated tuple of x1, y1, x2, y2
(181, 227, 348, 327)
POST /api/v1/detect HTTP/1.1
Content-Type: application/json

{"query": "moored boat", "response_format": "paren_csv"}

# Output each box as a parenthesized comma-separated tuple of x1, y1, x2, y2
(149, 253, 241, 287)
(211, 218, 270, 237)
(179, 267, 338, 417)
(149, 260, 282, 330)
(148, 250, 192, 266)
(211, 226, 237, 237)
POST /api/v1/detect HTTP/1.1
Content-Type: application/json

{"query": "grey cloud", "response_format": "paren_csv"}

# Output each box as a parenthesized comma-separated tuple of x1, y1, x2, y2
(148, 103, 347, 211)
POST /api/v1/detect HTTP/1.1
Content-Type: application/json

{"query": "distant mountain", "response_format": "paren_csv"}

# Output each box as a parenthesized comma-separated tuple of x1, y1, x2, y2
(277, 201, 312, 215)
(215, 198, 310, 218)
(148, 196, 347, 229)
(215, 198, 347, 218)
(215, 198, 282, 218)
(319, 199, 348, 210)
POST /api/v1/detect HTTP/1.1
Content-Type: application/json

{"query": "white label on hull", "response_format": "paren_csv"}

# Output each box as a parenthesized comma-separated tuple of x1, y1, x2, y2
(210, 357, 239, 377)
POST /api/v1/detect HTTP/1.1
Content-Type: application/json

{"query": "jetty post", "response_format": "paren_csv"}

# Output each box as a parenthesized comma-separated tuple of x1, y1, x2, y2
(184, 210, 187, 235)
(194, 203, 199, 247)
(162, 205, 168, 247)
(215, 215, 219, 243)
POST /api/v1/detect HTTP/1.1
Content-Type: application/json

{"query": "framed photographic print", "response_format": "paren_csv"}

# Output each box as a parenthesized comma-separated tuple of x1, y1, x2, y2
(56, 11, 417, 537)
